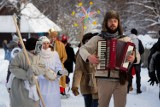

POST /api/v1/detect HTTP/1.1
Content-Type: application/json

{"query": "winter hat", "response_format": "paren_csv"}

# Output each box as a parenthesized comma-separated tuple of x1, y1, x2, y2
(131, 28, 138, 35)
(82, 32, 98, 44)
(61, 34, 68, 44)
(61, 34, 68, 41)
(102, 10, 123, 35)
(39, 36, 50, 43)
(25, 38, 38, 51)
(48, 28, 58, 37)
(12, 34, 19, 42)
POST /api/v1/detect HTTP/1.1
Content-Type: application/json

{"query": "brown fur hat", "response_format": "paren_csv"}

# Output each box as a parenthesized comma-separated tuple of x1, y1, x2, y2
(102, 10, 123, 35)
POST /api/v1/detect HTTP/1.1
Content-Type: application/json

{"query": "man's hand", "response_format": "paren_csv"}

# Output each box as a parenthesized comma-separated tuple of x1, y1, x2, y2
(127, 54, 135, 63)
(58, 69, 68, 76)
(71, 87, 79, 96)
(148, 78, 159, 86)
(148, 72, 159, 86)
(87, 55, 99, 64)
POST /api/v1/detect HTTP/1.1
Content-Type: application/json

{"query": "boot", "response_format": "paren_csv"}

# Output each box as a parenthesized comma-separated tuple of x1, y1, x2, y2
(137, 89, 142, 94)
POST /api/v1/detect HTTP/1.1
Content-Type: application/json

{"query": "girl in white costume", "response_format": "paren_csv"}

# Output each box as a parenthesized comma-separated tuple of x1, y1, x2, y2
(38, 36, 63, 107)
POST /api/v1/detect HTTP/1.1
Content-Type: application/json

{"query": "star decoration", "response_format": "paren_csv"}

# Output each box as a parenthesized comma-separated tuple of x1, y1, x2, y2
(77, 4, 97, 24)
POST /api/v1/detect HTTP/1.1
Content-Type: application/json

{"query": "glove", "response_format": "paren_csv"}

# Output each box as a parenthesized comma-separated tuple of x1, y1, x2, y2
(44, 69, 57, 81)
(27, 65, 35, 77)
(27, 65, 36, 85)
(148, 78, 158, 86)
(71, 87, 79, 96)
(58, 69, 68, 76)
(148, 72, 159, 86)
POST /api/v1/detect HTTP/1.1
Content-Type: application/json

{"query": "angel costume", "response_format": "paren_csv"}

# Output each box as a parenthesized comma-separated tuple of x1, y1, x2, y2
(38, 48, 63, 107)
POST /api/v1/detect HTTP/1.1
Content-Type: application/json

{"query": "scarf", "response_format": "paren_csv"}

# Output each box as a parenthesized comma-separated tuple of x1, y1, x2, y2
(40, 48, 53, 59)
(99, 31, 121, 40)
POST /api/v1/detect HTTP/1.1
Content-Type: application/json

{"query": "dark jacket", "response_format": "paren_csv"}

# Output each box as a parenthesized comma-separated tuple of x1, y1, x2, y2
(138, 39, 144, 55)
(64, 43, 76, 73)
(149, 51, 160, 82)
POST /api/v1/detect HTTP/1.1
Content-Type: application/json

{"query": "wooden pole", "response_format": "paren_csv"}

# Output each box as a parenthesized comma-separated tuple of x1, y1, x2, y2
(12, 14, 46, 107)
(80, 21, 84, 43)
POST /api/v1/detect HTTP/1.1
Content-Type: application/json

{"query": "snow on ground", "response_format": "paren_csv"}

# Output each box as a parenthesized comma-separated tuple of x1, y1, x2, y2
(0, 48, 159, 107)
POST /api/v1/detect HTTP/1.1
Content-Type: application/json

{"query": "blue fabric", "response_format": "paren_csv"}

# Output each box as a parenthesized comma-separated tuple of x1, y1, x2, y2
(5, 50, 11, 61)
(4, 50, 9, 60)
(83, 94, 98, 107)
(92, 99, 98, 107)
(83, 94, 92, 107)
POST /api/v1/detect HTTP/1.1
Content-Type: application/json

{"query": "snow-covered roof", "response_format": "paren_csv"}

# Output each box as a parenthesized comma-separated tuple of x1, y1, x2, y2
(0, 3, 61, 33)
(20, 3, 61, 32)
(0, 15, 16, 33)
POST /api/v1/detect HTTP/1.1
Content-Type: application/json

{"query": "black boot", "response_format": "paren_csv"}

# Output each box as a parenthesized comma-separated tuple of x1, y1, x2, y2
(137, 89, 142, 94)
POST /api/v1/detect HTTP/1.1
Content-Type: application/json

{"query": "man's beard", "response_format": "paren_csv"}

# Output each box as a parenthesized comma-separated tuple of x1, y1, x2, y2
(106, 25, 118, 34)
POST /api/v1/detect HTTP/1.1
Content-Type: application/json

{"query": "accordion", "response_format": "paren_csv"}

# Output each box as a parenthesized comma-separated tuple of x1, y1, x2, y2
(96, 38, 135, 72)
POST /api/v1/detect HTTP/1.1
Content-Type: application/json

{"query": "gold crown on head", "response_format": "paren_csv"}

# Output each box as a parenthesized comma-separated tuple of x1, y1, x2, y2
(48, 28, 58, 37)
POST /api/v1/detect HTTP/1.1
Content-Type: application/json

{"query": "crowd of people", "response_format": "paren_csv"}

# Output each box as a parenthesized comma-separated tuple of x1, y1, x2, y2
(2, 10, 160, 107)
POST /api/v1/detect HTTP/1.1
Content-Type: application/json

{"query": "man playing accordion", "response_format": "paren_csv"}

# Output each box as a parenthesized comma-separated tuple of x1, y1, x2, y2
(79, 10, 140, 107)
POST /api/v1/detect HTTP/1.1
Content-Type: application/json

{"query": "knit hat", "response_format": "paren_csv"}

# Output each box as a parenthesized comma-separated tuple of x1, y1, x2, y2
(131, 28, 138, 35)
(25, 38, 38, 51)
(102, 10, 123, 35)
(61, 34, 68, 41)
(82, 32, 98, 44)
(39, 36, 50, 43)
(48, 28, 58, 37)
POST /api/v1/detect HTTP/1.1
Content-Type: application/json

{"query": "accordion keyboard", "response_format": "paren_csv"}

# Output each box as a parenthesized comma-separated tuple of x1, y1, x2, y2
(97, 41, 106, 70)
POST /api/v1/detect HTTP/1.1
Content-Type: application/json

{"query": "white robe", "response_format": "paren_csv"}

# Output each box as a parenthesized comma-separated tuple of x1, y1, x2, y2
(38, 48, 63, 107)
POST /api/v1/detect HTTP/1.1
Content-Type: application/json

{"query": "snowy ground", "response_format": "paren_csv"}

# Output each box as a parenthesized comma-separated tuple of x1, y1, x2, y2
(0, 48, 159, 107)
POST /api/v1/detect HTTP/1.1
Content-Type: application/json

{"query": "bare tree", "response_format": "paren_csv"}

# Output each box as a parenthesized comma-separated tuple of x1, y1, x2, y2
(125, 0, 160, 34)
(2, 0, 160, 39)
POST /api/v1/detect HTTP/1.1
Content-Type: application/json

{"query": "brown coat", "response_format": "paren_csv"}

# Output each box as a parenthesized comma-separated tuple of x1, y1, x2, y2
(72, 52, 98, 99)
(54, 40, 67, 64)
(54, 40, 67, 88)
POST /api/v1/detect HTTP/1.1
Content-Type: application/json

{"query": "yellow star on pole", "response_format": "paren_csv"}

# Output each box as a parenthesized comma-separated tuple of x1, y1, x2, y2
(89, 1, 93, 5)
(73, 23, 78, 27)
(71, 11, 75, 16)
(78, 2, 83, 7)
(92, 21, 97, 25)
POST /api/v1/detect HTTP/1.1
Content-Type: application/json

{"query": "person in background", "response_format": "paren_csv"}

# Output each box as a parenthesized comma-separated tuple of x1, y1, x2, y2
(2, 39, 8, 60)
(6, 34, 20, 83)
(148, 42, 160, 99)
(9, 38, 48, 107)
(128, 28, 144, 94)
(38, 36, 68, 107)
(61, 34, 76, 95)
(72, 32, 98, 107)
(148, 31, 160, 70)
(6, 34, 20, 61)
(148, 30, 160, 100)
(79, 10, 140, 107)
(48, 28, 68, 98)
